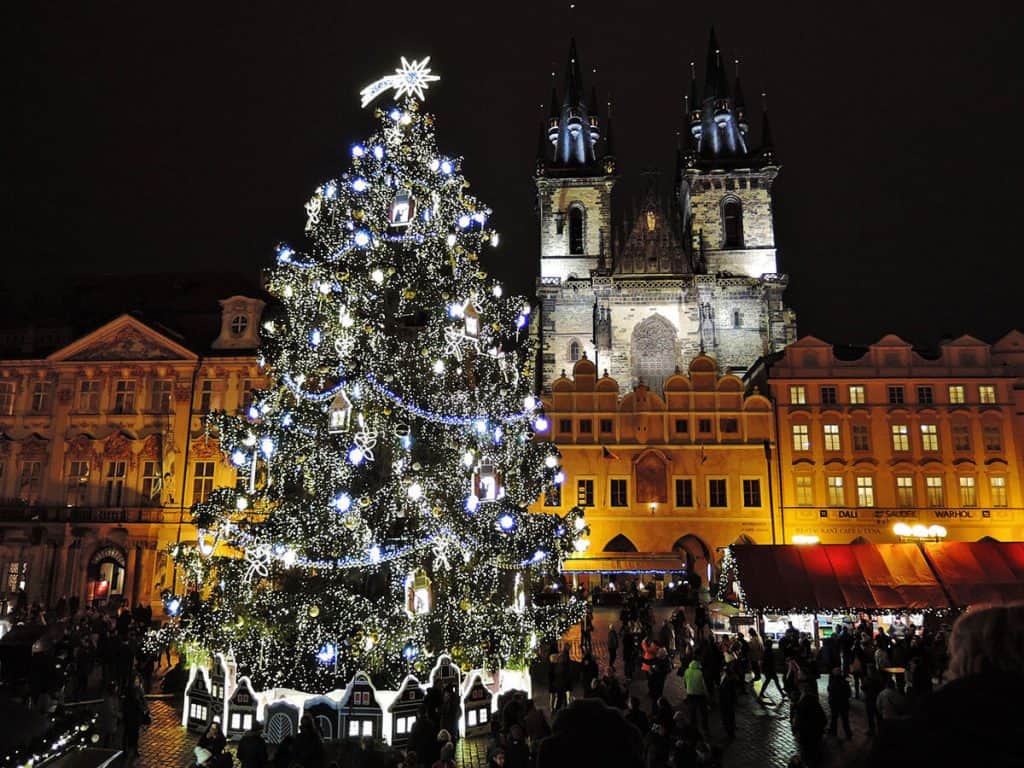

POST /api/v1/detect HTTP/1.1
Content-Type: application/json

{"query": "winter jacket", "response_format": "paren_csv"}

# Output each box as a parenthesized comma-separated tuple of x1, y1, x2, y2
(683, 660, 707, 698)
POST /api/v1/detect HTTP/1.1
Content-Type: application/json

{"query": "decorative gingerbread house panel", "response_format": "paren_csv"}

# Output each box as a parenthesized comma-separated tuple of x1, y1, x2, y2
(303, 695, 342, 742)
(428, 654, 461, 693)
(386, 675, 425, 749)
(183, 666, 214, 731)
(338, 672, 383, 741)
(461, 673, 493, 737)
(226, 676, 260, 739)
(264, 699, 302, 745)
(209, 653, 236, 725)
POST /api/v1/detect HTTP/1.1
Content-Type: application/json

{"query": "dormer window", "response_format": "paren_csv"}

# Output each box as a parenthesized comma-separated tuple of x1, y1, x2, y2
(230, 315, 249, 337)
(213, 296, 266, 350)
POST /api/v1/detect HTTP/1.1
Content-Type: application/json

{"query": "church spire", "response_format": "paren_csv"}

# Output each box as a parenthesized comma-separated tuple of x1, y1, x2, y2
(703, 27, 721, 102)
(759, 91, 776, 164)
(733, 59, 749, 137)
(545, 39, 604, 172)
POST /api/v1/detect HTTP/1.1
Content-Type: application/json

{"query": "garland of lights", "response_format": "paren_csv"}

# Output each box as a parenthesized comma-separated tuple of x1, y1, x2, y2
(164, 59, 588, 691)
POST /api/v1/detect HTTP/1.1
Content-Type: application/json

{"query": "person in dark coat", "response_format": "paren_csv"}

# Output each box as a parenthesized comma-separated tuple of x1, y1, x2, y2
(718, 666, 739, 739)
(791, 691, 826, 765)
(271, 735, 294, 768)
(408, 704, 439, 767)
(580, 652, 599, 697)
(199, 721, 232, 768)
(550, 648, 570, 711)
(121, 673, 149, 766)
(757, 637, 786, 704)
(624, 696, 649, 735)
(236, 723, 268, 768)
(536, 699, 643, 768)
(607, 625, 619, 670)
(647, 648, 670, 709)
(826, 668, 852, 740)
(862, 667, 884, 737)
(293, 714, 325, 768)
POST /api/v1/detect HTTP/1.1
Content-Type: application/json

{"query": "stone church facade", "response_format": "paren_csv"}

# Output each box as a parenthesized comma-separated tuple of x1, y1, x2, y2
(535, 32, 797, 394)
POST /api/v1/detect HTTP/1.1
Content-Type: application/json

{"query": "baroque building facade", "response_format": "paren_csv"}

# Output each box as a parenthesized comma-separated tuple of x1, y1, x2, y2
(0, 280, 265, 615)
(534, 31, 796, 396)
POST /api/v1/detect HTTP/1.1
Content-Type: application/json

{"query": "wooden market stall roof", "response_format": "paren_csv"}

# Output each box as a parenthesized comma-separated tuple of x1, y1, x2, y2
(731, 544, 950, 611)
(921, 541, 1024, 606)
(561, 555, 685, 574)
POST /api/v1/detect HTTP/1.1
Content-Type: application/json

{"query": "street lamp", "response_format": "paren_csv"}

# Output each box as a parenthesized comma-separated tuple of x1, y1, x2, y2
(792, 534, 820, 545)
(649, 502, 657, 516)
(893, 522, 947, 542)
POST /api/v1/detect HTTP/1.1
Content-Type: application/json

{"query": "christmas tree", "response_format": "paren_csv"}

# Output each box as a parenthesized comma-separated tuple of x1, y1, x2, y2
(170, 59, 587, 691)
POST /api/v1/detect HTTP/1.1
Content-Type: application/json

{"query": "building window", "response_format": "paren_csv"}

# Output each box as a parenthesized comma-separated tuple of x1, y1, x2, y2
(789, 385, 807, 405)
(675, 478, 694, 507)
(708, 479, 728, 507)
(576, 479, 594, 507)
(241, 380, 255, 412)
(30, 381, 51, 413)
(896, 476, 914, 507)
(568, 340, 581, 363)
(959, 476, 977, 507)
(78, 380, 101, 412)
(917, 386, 933, 404)
(104, 461, 126, 506)
(18, 461, 42, 504)
(230, 314, 249, 337)
(849, 385, 865, 405)
(199, 380, 214, 413)
(990, 476, 1007, 507)
(823, 424, 841, 452)
(600, 418, 614, 434)
(543, 484, 561, 507)
(610, 479, 628, 507)
(113, 380, 136, 414)
(952, 424, 971, 451)
(674, 419, 689, 434)
(720, 418, 738, 434)
(0, 381, 15, 415)
(722, 198, 743, 248)
(891, 424, 910, 452)
(795, 476, 813, 505)
(192, 462, 216, 504)
(925, 476, 944, 507)
(978, 385, 996, 404)
(6, 561, 28, 594)
(568, 207, 585, 255)
(151, 380, 172, 413)
(698, 418, 712, 433)
(820, 386, 837, 405)
(920, 424, 939, 452)
(856, 477, 875, 507)
(791, 424, 810, 452)
(141, 461, 162, 504)
(558, 419, 572, 434)
(66, 461, 90, 507)
(578, 419, 592, 435)
(983, 424, 1002, 451)
(742, 479, 762, 507)
(732, 310, 741, 328)
(887, 386, 904, 405)
(948, 385, 965, 404)
(852, 424, 870, 451)
(827, 477, 845, 506)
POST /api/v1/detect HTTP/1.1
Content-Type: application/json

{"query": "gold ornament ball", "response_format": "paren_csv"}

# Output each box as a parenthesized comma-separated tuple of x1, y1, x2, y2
(412, 462, 422, 471)
(344, 515, 361, 530)
(403, 289, 417, 299)
(308, 605, 320, 618)
(353, 210, 364, 220)
(459, 599, 470, 611)
(476, 270, 487, 279)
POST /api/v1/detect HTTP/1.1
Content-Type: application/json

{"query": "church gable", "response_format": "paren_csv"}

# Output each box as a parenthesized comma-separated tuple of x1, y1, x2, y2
(48, 315, 197, 363)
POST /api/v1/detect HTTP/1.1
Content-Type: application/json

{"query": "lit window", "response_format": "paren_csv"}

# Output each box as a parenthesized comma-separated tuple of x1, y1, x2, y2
(230, 314, 249, 337)
(610, 479, 628, 507)
(978, 385, 996, 404)
(568, 207, 584, 255)
(896, 476, 914, 507)
(820, 386, 837, 405)
(916, 386, 933, 404)
(791, 424, 810, 452)
(709, 479, 728, 507)
(795, 476, 813, 505)
(30, 381, 51, 413)
(891, 424, 910, 452)
(887, 386, 904, 405)
(743, 479, 762, 507)
(789, 386, 807, 405)
(952, 424, 971, 451)
(151, 380, 172, 413)
(959, 476, 976, 507)
(66, 461, 90, 507)
(576, 479, 594, 507)
(990, 476, 1007, 507)
(823, 424, 841, 452)
(983, 424, 1002, 451)
(78, 380, 100, 412)
(722, 198, 743, 248)
(113, 380, 136, 413)
(192, 462, 216, 504)
(856, 477, 875, 507)
(920, 424, 939, 452)
(852, 424, 870, 451)
(104, 461, 126, 507)
(948, 385, 965, 404)
(848, 385, 865, 405)
(0, 382, 15, 415)
(925, 476, 944, 507)
(827, 477, 845, 506)
(675, 478, 694, 507)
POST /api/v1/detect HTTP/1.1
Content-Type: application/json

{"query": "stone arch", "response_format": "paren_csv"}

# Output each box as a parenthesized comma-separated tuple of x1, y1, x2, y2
(631, 314, 677, 395)
(603, 534, 638, 553)
(721, 196, 743, 248)
(87, 543, 128, 603)
(673, 534, 712, 586)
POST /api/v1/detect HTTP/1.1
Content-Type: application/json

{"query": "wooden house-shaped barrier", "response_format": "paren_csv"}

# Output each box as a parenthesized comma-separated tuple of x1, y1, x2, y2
(183, 666, 214, 731)
(429, 654, 462, 693)
(383, 675, 425, 749)
(339, 672, 383, 740)
(226, 676, 261, 739)
(303, 695, 342, 742)
(264, 698, 302, 744)
(461, 673, 493, 737)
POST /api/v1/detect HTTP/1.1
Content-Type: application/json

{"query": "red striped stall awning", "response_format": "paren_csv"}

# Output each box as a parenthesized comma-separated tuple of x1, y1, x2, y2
(921, 541, 1024, 606)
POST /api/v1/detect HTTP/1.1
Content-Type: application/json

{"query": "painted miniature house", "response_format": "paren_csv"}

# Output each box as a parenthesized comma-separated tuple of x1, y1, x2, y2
(183, 667, 214, 731)
(461, 673, 494, 737)
(304, 695, 342, 742)
(339, 672, 384, 740)
(384, 675, 425, 749)
(209, 653, 236, 726)
(429, 654, 462, 693)
(226, 676, 261, 738)
(264, 699, 302, 744)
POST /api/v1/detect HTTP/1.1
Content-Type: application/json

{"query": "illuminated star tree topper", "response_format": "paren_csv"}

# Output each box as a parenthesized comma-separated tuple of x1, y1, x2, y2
(360, 56, 440, 108)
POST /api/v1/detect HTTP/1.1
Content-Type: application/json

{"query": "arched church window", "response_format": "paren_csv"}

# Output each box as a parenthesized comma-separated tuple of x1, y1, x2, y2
(722, 198, 743, 248)
(568, 206, 585, 255)
(568, 339, 582, 363)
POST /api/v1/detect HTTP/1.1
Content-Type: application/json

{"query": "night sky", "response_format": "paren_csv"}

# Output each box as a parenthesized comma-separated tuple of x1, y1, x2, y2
(9, 2, 1024, 346)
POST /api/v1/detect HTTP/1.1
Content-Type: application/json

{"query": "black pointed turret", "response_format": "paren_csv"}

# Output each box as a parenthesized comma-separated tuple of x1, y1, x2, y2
(536, 120, 549, 172)
(759, 92, 776, 164)
(545, 39, 602, 170)
(603, 96, 616, 171)
(565, 38, 585, 110)
(733, 61, 748, 136)
(703, 27, 721, 101)
(547, 86, 559, 145)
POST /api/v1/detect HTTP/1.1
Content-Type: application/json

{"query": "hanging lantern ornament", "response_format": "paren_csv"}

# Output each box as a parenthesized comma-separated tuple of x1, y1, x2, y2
(328, 390, 353, 434)
(473, 462, 503, 502)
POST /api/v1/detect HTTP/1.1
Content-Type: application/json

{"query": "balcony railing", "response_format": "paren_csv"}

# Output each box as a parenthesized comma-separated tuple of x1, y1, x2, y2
(0, 505, 166, 524)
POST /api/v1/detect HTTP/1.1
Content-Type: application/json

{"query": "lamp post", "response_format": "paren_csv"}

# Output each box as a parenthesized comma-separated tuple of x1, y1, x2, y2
(893, 523, 947, 543)
(792, 534, 820, 545)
